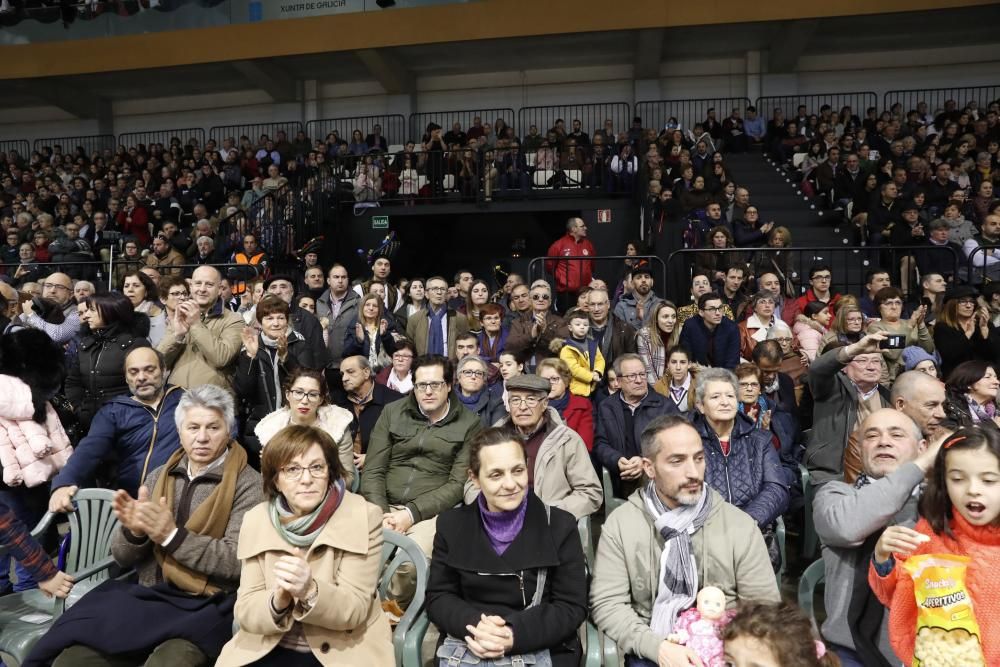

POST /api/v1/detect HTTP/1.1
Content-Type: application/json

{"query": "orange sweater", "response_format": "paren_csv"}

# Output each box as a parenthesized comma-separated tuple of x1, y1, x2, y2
(869, 511, 1000, 666)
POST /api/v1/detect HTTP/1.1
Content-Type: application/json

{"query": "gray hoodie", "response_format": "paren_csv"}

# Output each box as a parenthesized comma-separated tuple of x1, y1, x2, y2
(812, 461, 923, 662)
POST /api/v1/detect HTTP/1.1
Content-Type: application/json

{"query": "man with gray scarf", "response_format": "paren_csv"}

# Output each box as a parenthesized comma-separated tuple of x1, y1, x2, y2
(590, 415, 778, 666)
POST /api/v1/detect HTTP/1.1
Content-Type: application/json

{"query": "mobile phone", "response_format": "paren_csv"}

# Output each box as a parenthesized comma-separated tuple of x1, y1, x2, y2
(879, 334, 906, 350)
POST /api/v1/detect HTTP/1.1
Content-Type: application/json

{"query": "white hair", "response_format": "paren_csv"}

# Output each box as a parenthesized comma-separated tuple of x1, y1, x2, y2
(175, 385, 235, 433)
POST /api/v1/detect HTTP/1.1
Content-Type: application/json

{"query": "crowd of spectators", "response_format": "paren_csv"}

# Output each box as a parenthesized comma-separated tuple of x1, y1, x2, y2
(0, 94, 999, 667)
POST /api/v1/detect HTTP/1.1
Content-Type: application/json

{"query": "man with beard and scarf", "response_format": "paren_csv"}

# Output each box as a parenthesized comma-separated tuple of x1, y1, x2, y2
(590, 415, 778, 667)
(812, 409, 945, 667)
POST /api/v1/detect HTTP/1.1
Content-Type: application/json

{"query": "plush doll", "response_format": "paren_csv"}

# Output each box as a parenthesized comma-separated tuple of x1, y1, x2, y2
(0, 329, 73, 488)
(668, 586, 736, 667)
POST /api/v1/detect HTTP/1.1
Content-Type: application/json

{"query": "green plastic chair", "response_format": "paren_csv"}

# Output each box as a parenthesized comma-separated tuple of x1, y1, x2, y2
(0, 488, 120, 665)
(578, 515, 595, 568)
(797, 558, 826, 631)
(602, 632, 620, 667)
(775, 516, 786, 587)
(379, 529, 430, 667)
(800, 464, 819, 560)
(602, 469, 624, 515)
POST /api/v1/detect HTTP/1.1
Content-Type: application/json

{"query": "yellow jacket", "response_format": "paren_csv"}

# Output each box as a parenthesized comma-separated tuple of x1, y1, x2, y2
(559, 340, 605, 397)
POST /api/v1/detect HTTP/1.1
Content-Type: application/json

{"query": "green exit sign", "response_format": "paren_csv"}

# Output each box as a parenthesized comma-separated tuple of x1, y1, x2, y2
(372, 216, 389, 229)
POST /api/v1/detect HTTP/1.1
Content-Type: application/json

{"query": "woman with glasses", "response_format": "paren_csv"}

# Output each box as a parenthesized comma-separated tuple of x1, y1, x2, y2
(235, 296, 313, 469)
(217, 424, 392, 667)
(254, 368, 355, 488)
(455, 356, 505, 427)
(933, 286, 1000, 379)
(374, 339, 415, 394)
(536, 358, 594, 451)
(865, 286, 933, 383)
(820, 302, 866, 349)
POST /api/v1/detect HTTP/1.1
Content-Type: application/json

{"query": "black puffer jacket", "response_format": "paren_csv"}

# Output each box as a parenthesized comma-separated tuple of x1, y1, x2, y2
(65, 315, 151, 428)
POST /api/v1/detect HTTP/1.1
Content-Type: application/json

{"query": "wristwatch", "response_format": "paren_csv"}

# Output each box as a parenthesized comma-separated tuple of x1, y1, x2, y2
(298, 579, 320, 612)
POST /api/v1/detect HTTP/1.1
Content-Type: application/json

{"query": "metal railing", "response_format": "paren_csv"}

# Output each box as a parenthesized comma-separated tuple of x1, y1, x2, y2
(0, 140, 30, 159)
(306, 115, 407, 151)
(518, 102, 631, 141)
(755, 92, 878, 120)
(116, 128, 207, 151)
(408, 108, 516, 145)
(635, 98, 752, 135)
(966, 245, 1000, 286)
(528, 255, 667, 298)
(207, 122, 304, 146)
(32, 134, 116, 158)
(882, 85, 1000, 115)
(664, 245, 962, 304)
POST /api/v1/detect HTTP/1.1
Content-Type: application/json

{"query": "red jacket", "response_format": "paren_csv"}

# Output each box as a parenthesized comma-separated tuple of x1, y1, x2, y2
(559, 394, 594, 451)
(546, 234, 595, 294)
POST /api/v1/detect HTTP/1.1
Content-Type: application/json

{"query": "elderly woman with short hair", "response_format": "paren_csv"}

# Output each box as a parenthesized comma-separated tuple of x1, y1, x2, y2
(455, 355, 505, 427)
(35, 385, 262, 667)
(692, 368, 788, 567)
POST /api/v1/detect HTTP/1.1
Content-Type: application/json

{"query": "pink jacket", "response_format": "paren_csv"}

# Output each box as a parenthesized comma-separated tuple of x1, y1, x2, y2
(0, 376, 73, 488)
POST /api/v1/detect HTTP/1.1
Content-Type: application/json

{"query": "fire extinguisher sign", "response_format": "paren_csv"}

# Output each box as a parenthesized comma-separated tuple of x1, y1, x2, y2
(597, 209, 612, 223)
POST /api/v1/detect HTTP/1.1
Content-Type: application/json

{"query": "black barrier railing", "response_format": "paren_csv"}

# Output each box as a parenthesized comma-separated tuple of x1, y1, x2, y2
(518, 103, 631, 142)
(635, 98, 752, 136)
(0, 140, 30, 159)
(215, 179, 324, 261)
(116, 128, 207, 152)
(208, 122, 304, 147)
(966, 245, 1000, 286)
(408, 108, 516, 145)
(664, 245, 962, 305)
(755, 92, 878, 121)
(527, 255, 667, 299)
(883, 85, 1000, 116)
(32, 134, 116, 158)
(306, 115, 407, 151)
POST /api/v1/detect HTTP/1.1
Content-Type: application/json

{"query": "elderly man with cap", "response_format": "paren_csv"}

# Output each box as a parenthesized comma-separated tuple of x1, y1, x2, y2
(613, 264, 664, 330)
(813, 408, 945, 667)
(465, 373, 601, 519)
(263, 274, 328, 369)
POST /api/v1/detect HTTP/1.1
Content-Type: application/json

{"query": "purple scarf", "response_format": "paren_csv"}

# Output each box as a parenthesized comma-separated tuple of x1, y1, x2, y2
(477, 492, 528, 555)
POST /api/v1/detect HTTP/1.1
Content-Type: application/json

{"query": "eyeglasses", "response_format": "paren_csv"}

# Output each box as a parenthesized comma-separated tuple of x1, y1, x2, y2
(619, 372, 646, 383)
(288, 388, 323, 402)
(167, 290, 189, 298)
(541, 376, 562, 384)
(738, 381, 761, 389)
(957, 299, 977, 306)
(426, 286, 447, 293)
(881, 300, 903, 307)
(460, 369, 486, 378)
(279, 463, 329, 479)
(531, 294, 551, 301)
(701, 305, 723, 313)
(41, 282, 70, 291)
(392, 353, 413, 360)
(415, 381, 448, 392)
(812, 275, 832, 281)
(772, 337, 793, 344)
(508, 395, 545, 408)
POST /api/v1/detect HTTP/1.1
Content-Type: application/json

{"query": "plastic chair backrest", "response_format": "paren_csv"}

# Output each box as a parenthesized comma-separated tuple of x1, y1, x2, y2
(379, 529, 429, 664)
(797, 558, 826, 631)
(64, 488, 119, 583)
(602, 468, 624, 514)
(577, 515, 594, 568)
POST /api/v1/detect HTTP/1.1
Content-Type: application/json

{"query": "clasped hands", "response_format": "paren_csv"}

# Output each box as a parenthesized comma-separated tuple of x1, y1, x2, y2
(112, 486, 177, 544)
(464, 613, 514, 659)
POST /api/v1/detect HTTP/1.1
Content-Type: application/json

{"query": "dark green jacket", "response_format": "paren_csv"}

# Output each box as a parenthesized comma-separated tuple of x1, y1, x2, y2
(360, 394, 482, 522)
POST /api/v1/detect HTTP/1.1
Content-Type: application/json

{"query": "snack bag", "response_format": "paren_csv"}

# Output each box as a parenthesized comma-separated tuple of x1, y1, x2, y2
(903, 554, 986, 667)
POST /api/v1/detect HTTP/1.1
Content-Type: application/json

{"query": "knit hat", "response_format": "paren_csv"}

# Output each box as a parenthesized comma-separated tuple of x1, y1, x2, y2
(902, 346, 938, 372)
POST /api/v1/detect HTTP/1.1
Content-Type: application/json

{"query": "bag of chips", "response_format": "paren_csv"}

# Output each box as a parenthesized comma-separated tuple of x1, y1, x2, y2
(903, 554, 986, 667)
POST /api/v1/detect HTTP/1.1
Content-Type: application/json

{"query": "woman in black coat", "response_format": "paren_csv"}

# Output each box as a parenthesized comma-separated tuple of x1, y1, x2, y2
(232, 295, 311, 465)
(426, 427, 588, 667)
(65, 292, 151, 428)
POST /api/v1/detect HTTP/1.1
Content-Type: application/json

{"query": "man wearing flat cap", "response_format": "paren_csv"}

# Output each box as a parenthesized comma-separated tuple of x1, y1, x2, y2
(464, 373, 601, 519)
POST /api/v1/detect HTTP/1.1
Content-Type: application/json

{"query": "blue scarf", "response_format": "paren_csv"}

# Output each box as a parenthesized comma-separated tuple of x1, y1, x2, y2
(549, 391, 570, 415)
(738, 397, 770, 429)
(427, 305, 447, 356)
(457, 388, 484, 409)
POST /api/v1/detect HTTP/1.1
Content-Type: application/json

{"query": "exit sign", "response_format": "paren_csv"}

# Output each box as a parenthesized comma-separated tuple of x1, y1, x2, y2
(372, 215, 389, 229)
(597, 209, 612, 223)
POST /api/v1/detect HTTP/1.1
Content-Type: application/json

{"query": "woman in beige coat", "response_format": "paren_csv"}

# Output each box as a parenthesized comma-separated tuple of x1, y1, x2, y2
(216, 425, 393, 667)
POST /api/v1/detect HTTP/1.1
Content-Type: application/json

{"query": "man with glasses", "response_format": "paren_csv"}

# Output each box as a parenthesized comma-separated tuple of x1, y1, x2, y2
(406, 275, 469, 360)
(506, 282, 567, 372)
(21, 272, 80, 359)
(361, 355, 481, 604)
(679, 292, 740, 370)
(587, 288, 636, 371)
(787, 264, 841, 326)
(594, 353, 673, 499)
(470, 374, 600, 518)
(806, 332, 892, 486)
